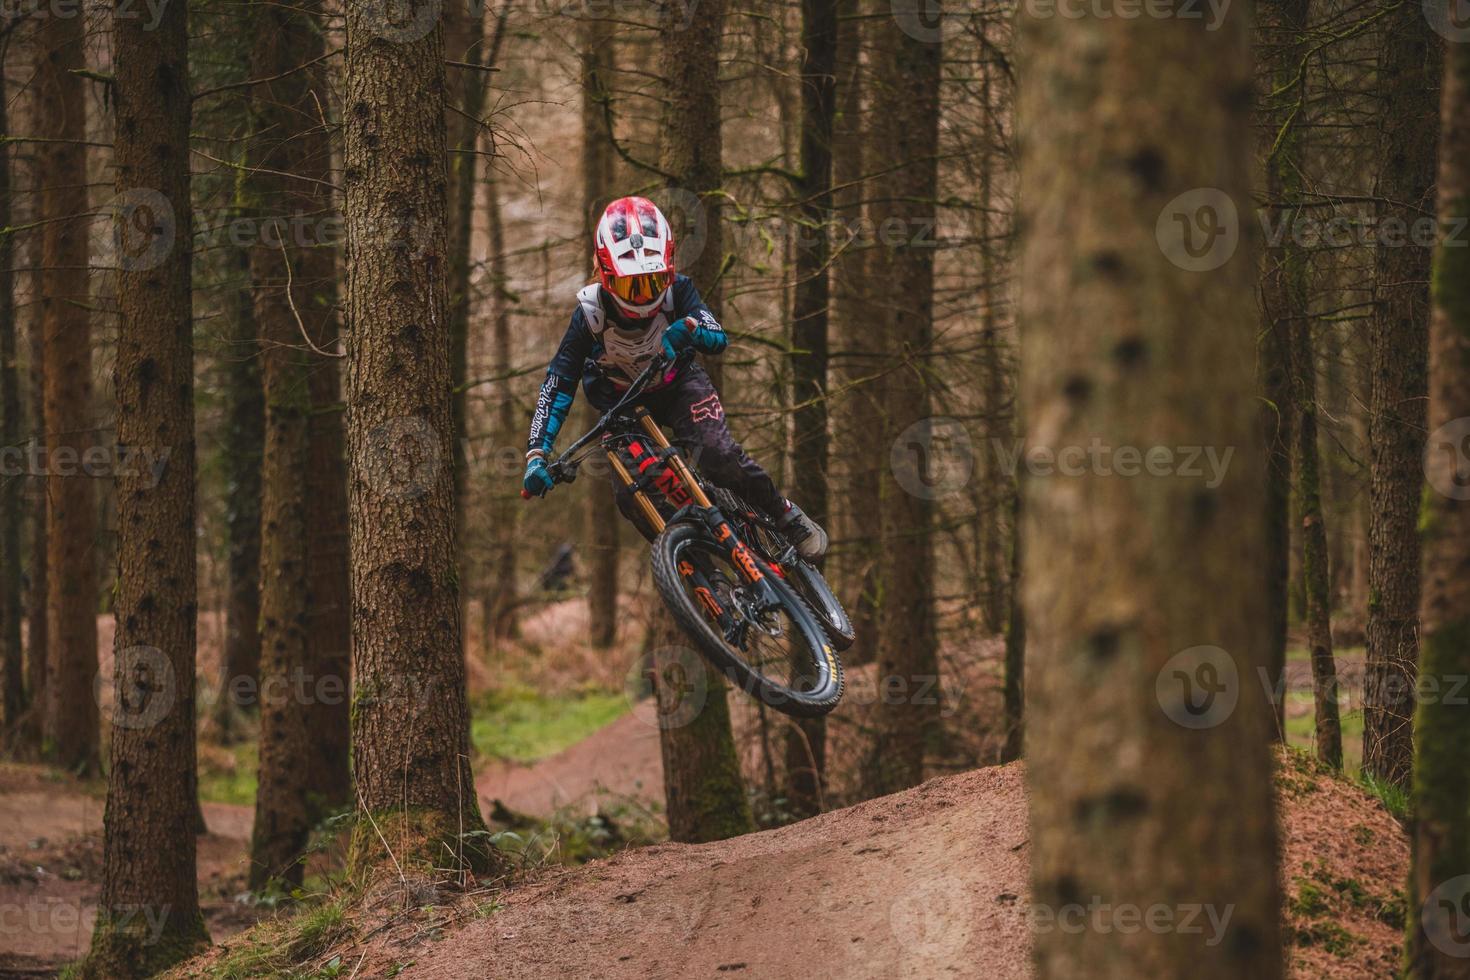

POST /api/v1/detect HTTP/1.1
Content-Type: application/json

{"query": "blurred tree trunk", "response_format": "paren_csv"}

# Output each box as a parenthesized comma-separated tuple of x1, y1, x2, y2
(582, 9, 617, 650)
(23, 303, 46, 750)
(80, 0, 209, 972)
(217, 241, 263, 738)
(36, 7, 98, 774)
(782, 0, 839, 819)
(1294, 317, 1342, 769)
(829, 0, 879, 667)
(1257, 0, 1306, 740)
(1017, 2, 1284, 976)
(1363, 0, 1442, 790)
(657, 0, 728, 388)
(0, 39, 24, 732)
(342, 4, 495, 874)
(1001, 491, 1024, 763)
(247, 1, 335, 885)
(860, 1, 941, 799)
(1406, 30, 1470, 977)
(647, 611, 753, 842)
(485, 169, 520, 644)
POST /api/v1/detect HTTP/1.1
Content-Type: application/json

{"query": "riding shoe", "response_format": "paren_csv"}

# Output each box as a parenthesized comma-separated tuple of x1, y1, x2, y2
(777, 500, 829, 560)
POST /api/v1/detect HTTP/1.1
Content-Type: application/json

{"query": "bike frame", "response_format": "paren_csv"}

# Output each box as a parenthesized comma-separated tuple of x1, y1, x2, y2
(538, 356, 786, 632)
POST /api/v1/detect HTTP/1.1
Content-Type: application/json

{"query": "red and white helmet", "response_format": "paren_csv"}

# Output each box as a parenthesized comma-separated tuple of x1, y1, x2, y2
(594, 196, 675, 318)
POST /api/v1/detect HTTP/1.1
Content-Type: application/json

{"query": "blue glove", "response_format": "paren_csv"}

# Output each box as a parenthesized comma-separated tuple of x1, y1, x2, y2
(661, 317, 696, 360)
(523, 455, 554, 497)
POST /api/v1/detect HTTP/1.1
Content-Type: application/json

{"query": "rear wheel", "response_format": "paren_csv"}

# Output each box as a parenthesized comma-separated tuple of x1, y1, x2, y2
(788, 561, 855, 652)
(651, 522, 843, 718)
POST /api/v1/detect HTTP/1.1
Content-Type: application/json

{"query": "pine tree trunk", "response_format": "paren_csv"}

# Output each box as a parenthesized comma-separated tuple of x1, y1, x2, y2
(484, 169, 521, 645)
(781, 0, 839, 819)
(1000, 491, 1024, 763)
(0, 42, 24, 730)
(80, 0, 209, 971)
(829, 0, 879, 667)
(1017, 3, 1284, 975)
(245, 4, 332, 888)
(1257, 0, 1306, 741)
(1294, 318, 1342, 769)
(1406, 29, 1470, 978)
(23, 310, 46, 749)
(342, 7, 494, 874)
(1363, 0, 1442, 790)
(647, 612, 753, 842)
(582, 9, 617, 649)
(217, 243, 263, 737)
(36, 7, 98, 774)
(860, 3, 941, 799)
(657, 0, 728, 387)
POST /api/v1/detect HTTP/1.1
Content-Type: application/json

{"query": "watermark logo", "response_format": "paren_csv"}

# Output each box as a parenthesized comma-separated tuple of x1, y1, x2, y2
(1423, 0, 1470, 42)
(889, 877, 975, 962)
(1424, 417, 1470, 501)
(106, 646, 177, 730)
(1156, 188, 1239, 272)
(625, 645, 708, 730)
(100, 188, 176, 274)
(362, 415, 442, 500)
(1155, 645, 1238, 729)
(1422, 875, 1470, 959)
(890, 417, 975, 500)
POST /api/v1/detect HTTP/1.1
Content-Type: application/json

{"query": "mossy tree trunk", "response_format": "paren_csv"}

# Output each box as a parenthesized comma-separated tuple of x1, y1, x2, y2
(648, 611, 753, 843)
(342, 5, 494, 876)
(80, 0, 210, 972)
(1016, 3, 1284, 976)
(36, 0, 98, 774)
(860, 0, 942, 799)
(783, 0, 840, 819)
(1405, 29, 1470, 979)
(1293, 313, 1342, 769)
(1363, 0, 1442, 790)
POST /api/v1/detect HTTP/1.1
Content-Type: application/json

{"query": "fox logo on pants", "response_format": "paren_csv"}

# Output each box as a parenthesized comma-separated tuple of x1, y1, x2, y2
(690, 393, 723, 423)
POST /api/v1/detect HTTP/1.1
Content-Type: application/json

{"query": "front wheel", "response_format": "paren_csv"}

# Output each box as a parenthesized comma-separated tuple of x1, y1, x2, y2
(651, 522, 843, 718)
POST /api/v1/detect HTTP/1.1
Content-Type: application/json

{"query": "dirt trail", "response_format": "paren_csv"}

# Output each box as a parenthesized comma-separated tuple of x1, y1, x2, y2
(399, 757, 1404, 980)
(0, 765, 255, 977)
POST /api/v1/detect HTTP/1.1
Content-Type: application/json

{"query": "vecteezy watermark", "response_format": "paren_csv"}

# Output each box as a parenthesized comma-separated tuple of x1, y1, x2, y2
(626, 645, 709, 730)
(1155, 645, 1240, 729)
(888, 419, 1236, 500)
(1422, 875, 1470, 959)
(889, 877, 975, 962)
(360, 415, 443, 500)
(0, 441, 172, 489)
(1424, 416, 1470, 501)
(1423, 0, 1470, 43)
(2, 0, 169, 29)
(1031, 898, 1236, 946)
(1156, 188, 1240, 272)
(0, 900, 171, 945)
(1158, 187, 1470, 272)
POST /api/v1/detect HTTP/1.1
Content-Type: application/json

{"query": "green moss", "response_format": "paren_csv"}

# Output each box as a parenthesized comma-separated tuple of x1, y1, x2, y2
(1288, 920, 1365, 957)
(1289, 879, 1329, 918)
(470, 686, 628, 764)
(206, 895, 350, 979)
(71, 907, 210, 980)
(198, 740, 258, 806)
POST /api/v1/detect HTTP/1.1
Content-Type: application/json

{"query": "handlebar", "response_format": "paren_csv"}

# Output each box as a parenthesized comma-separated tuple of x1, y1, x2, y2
(521, 351, 687, 501)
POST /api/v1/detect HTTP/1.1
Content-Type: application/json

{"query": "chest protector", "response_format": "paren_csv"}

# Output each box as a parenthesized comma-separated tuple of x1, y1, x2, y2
(578, 284, 676, 386)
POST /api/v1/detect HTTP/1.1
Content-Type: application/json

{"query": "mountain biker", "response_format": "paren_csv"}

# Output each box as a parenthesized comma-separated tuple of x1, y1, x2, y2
(522, 195, 828, 559)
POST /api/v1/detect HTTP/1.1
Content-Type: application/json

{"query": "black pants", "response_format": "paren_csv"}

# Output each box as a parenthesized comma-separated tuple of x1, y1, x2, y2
(587, 362, 783, 541)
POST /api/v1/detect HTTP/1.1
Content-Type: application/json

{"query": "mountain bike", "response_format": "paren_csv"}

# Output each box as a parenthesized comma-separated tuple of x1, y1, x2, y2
(523, 354, 850, 718)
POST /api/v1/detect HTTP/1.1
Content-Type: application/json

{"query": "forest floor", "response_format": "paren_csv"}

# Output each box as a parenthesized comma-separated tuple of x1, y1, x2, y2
(0, 603, 1405, 979)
